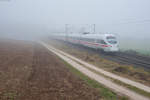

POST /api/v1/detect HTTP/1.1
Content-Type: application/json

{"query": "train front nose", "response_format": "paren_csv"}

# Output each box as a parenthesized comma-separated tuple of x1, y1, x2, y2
(110, 47, 119, 52)
(103, 45, 119, 52)
(106, 36, 119, 52)
(110, 45, 119, 52)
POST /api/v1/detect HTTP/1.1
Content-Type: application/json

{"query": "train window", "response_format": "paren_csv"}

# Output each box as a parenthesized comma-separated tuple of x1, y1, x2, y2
(107, 36, 116, 39)
(85, 38, 95, 42)
(78, 37, 81, 40)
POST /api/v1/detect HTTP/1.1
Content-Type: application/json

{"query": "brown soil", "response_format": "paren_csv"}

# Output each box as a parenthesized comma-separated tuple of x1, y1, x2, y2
(0, 39, 101, 100)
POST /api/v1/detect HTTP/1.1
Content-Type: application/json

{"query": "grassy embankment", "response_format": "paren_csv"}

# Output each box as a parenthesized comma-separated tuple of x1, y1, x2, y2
(45, 39, 150, 98)
(57, 47, 150, 98)
(46, 40, 150, 85)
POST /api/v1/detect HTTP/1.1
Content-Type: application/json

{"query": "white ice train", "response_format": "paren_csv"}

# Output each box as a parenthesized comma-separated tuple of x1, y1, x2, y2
(52, 32, 119, 52)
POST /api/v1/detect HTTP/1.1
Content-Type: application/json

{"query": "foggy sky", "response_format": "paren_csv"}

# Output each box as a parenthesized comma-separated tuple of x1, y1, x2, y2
(0, 0, 150, 40)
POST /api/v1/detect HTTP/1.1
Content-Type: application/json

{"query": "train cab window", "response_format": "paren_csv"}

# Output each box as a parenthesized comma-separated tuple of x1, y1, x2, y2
(106, 36, 116, 39)
(97, 39, 107, 44)
(106, 36, 117, 44)
(108, 40, 117, 44)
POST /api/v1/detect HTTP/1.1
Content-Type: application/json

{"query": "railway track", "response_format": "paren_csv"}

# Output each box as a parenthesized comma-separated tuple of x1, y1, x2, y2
(95, 50, 150, 70)
(107, 53, 150, 69)
(114, 53, 150, 69)
(58, 40, 150, 70)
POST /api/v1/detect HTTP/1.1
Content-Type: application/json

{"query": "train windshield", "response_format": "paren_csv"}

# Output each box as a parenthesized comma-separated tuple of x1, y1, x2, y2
(106, 36, 117, 44)
(97, 39, 107, 44)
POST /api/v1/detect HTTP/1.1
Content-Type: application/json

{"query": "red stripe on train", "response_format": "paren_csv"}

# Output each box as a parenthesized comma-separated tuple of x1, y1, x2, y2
(69, 39, 112, 47)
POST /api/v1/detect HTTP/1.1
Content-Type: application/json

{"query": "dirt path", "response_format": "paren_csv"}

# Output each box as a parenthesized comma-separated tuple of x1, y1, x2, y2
(41, 42, 150, 100)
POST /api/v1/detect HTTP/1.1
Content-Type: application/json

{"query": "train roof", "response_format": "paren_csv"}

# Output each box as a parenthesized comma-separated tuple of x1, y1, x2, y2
(80, 33, 116, 39)
(53, 33, 116, 39)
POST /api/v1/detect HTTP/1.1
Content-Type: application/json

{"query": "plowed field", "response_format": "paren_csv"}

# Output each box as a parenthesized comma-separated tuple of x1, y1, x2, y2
(0, 39, 101, 100)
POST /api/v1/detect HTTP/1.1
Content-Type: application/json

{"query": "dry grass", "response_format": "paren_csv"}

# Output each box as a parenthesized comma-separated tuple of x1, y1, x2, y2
(45, 39, 150, 86)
